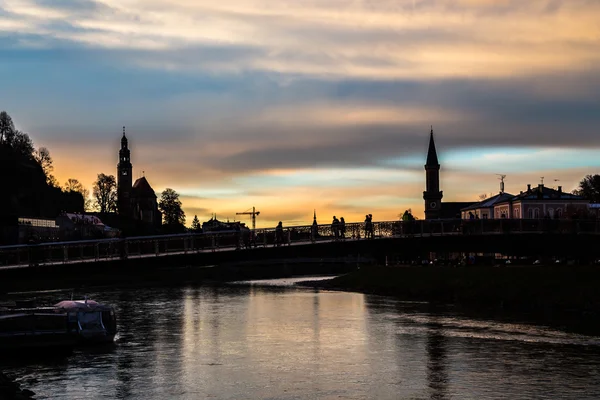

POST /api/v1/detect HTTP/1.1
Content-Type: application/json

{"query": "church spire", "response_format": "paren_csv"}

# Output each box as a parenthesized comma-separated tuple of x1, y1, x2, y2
(426, 126, 439, 166)
(312, 209, 317, 225)
(121, 126, 128, 149)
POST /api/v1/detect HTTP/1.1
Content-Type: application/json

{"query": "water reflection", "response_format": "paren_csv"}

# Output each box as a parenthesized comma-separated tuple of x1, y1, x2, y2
(4, 280, 600, 400)
(426, 317, 448, 400)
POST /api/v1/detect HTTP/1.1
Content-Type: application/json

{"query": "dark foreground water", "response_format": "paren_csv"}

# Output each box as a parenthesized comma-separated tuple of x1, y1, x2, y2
(3, 277, 600, 399)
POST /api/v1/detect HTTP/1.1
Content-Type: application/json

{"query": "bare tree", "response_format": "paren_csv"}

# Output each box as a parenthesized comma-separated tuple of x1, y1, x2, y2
(64, 178, 92, 211)
(34, 147, 58, 186)
(64, 178, 83, 192)
(92, 173, 117, 213)
(478, 193, 488, 201)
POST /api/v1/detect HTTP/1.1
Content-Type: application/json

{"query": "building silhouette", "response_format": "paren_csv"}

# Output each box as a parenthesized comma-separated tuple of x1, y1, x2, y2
(423, 128, 473, 220)
(117, 127, 161, 227)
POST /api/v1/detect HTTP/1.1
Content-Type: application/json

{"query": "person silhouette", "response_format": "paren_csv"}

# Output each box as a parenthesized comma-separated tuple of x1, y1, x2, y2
(275, 221, 283, 246)
(331, 216, 340, 240)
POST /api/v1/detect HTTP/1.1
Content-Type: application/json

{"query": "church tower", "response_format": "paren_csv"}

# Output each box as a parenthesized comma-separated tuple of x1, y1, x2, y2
(117, 127, 132, 216)
(423, 127, 443, 219)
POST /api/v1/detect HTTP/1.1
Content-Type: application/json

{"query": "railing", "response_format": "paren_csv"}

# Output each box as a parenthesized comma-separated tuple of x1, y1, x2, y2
(1, 218, 599, 268)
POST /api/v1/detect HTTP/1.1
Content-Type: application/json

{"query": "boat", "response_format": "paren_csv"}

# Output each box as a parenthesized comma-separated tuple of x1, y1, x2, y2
(54, 299, 117, 344)
(0, 299, 117, 353)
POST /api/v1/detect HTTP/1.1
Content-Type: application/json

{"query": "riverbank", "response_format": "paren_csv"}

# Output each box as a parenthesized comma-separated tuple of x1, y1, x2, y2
(299, 265, 600, 333)
(0, 372, 35, 400)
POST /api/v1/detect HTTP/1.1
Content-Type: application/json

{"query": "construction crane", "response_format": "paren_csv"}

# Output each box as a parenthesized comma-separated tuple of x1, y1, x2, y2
(236, 207, 260, 231)
(496, 174, 506, 193)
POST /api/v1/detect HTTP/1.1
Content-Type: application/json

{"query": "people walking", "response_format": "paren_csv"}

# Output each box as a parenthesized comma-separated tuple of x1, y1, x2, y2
(275, 221, 283, 246)
(339, 217, 346, 239)
(365, 214, 374, 239)
(331, 216, 340, 240)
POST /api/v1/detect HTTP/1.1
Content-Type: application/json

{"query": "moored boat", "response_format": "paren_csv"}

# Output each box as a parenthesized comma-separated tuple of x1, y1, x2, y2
(0, 298, 117, 353)
(54, 299, 117, 344)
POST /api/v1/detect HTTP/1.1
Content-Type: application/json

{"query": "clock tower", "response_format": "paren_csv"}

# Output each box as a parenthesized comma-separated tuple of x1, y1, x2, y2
(423, 127, 443, 219)
(117, 127, 132, 216)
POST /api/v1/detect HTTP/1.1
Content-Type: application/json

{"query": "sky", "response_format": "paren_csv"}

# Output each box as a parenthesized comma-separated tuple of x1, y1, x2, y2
(1, 0, 600, 227)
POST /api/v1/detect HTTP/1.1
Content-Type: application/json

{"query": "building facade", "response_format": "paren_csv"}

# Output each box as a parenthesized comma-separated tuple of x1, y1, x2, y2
(461, 184, 589, 219)
(461, 192, 515, 219)
(117, 128, 162, 227)
(495, 184, 588, 219)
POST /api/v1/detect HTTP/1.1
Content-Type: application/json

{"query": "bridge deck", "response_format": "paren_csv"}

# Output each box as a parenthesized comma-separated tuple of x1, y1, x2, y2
(1, 219, 598, 269)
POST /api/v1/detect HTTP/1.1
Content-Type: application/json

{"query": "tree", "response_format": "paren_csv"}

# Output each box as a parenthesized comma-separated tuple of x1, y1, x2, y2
(92, 173, 117, 213)
(0, 111, 35, 159)
(34, 147, 58, 186)
(573, 174, 600, 203)
(0, 111, 14, 144)
(191, 215, 201, 232)
(64, 178, 83, 192)
(159, 188, 186, 227)
(64, 178, 92, 211)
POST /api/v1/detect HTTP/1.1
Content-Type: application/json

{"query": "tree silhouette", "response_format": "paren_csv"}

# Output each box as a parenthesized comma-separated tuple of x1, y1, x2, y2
(159, 188, 186, 227)
(573, 174, 600, 203)
(64, 178, 83, 192)
(34, 147, 58, 187)
(64, 178, 92, 211)
(1, 112, 34, 158)
(191, 215, 201, 232)
(93, 173, 117, 213)
(0, 111, 14, 144)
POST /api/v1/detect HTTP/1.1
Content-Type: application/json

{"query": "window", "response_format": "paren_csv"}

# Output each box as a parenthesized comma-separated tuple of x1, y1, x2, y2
(548, 208, 554, 218)
(534, 208, 540, 219)
(557, 208, 563, 218)
(482, 213, 488, 219)
(514, 208, 520, 218)
(528, 208, 534, 219)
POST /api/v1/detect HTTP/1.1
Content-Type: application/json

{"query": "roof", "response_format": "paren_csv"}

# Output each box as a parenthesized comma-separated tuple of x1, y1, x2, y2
(61, 213, 105, 226)
(499, 185, 585, 203)
(132, 177, 157, 198)
(440, 202, 475, 219)
(426, 128, 439, 166)
(461, 192, 515, 211)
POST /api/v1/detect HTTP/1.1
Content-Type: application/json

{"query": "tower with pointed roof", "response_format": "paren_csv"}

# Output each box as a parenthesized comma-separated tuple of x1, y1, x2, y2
(423, 127, 443, 219)
(116, 128, 162, 228)
(117, 127, 132, 215)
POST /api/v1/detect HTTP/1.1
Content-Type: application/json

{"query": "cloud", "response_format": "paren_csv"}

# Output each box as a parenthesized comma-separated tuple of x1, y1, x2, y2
(2, 0, 600, 224)
(2, 0, 600, 79)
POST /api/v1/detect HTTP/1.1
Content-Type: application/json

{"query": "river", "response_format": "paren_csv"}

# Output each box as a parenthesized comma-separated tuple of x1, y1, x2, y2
(3, 277, 600, 399)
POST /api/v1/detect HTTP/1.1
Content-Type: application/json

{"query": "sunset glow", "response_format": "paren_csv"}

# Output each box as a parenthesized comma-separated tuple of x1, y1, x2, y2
(2, 0, 599, 226)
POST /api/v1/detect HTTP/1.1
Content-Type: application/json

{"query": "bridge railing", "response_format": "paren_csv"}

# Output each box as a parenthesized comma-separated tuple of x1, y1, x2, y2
(1, 218, 599, 268)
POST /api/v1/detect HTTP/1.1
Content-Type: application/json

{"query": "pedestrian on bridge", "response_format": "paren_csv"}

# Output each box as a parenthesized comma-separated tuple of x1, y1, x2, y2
(340, 217, 346, 239)
(275, 221, 284, 247)
(365, 214, 374, 239)
(331, 216, 340, 240)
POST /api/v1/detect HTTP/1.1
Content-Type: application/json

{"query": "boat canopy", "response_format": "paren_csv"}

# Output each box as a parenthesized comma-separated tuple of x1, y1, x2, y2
(54, 300, 110, 311)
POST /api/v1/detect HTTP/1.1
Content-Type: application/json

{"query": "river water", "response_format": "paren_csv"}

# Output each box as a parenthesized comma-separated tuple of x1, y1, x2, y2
(4, 277, 600, 399)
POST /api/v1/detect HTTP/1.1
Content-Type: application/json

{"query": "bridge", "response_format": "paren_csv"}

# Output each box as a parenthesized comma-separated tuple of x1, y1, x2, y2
(2, 218, 600, 270)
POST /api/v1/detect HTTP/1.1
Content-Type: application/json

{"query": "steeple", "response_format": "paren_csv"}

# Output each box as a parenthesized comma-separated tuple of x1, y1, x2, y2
(312, 209, 317, 225)
(117, 127, 133, 216)
(423, 126, 443, 219)
(121, 126, 128, 149)
(426, 126, 439, 166)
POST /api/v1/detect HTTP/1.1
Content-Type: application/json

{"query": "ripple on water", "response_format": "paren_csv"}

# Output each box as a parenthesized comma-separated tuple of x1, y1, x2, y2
(3, 281, 600, 400)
